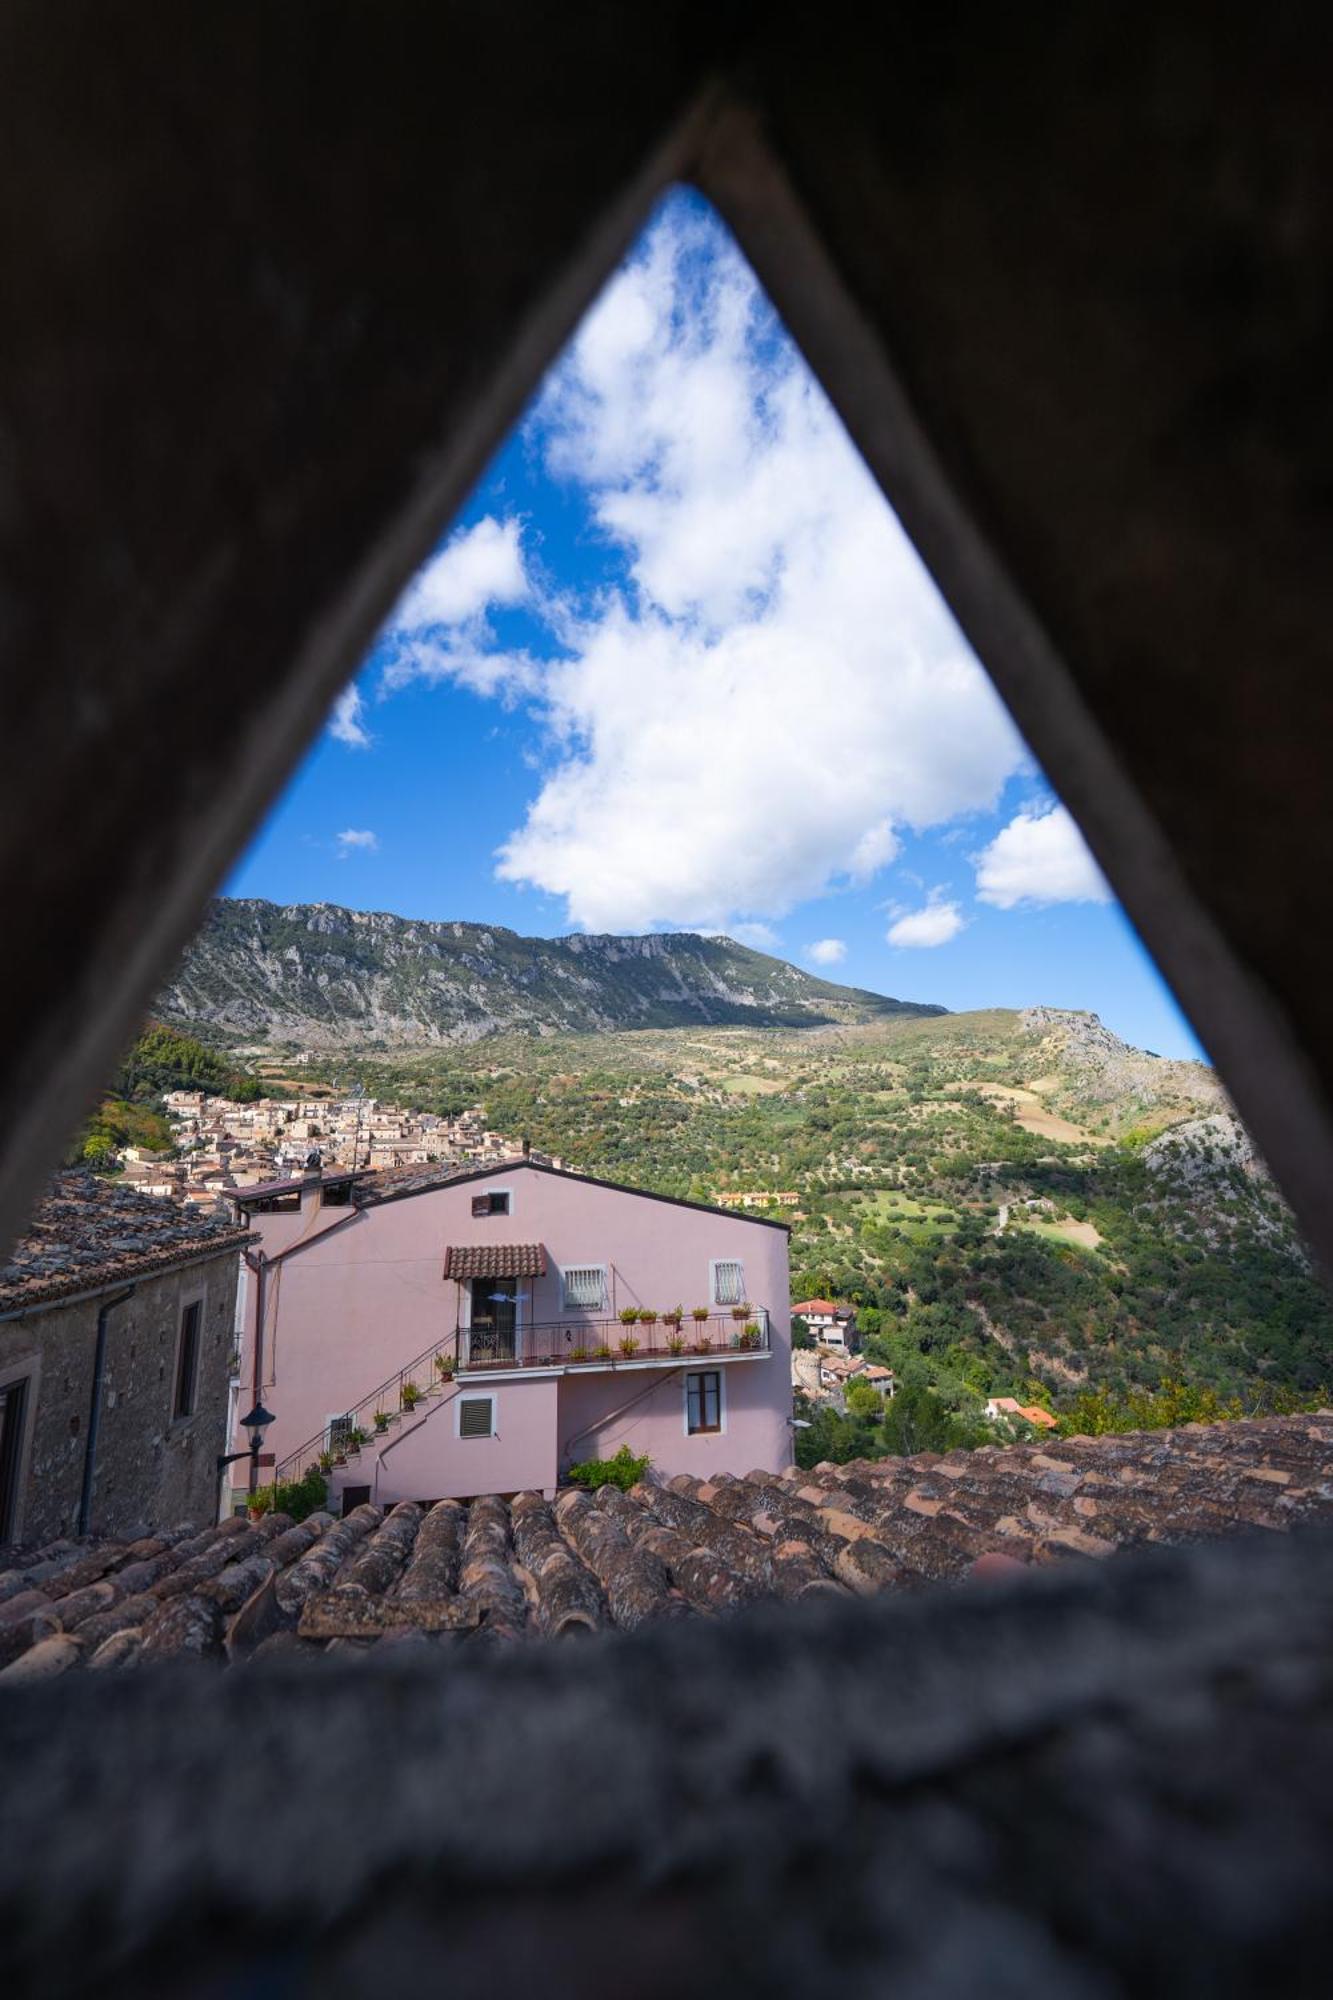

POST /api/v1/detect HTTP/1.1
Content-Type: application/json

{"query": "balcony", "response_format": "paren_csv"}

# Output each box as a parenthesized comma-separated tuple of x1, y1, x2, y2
(454, 1309, 772, 1377)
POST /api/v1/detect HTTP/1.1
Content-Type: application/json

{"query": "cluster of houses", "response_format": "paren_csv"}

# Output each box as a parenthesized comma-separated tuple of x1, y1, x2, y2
(114, 1089, 558, 1213)
(0, 1144, 1063, 1550)
(789, 1298, 896, 1409)
(0, 1155, 795, 1543)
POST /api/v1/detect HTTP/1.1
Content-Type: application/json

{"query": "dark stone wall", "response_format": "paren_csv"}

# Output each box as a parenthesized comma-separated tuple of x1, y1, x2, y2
(0, 1251, 238, 1544)
(1, 1525, 1331, 1996)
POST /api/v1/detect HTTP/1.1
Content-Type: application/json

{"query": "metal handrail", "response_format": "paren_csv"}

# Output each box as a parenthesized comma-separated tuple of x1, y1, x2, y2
(272, 1327, 461, 1485)
(272, 1308, 772, 1484)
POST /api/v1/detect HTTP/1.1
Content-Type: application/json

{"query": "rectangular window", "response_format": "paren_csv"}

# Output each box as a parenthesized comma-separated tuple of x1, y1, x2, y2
(327, 1412, 355, 1454)
(459, 1396, 495, 1439)
(686, 1370, 722, 1436)
(472, 1190, 511, 1217)
(711, 1259, 745, 1306)
(561, 1264, 606, 1309)
(0, 1376, 29, 1543)
(174, 1301, 202, 1418)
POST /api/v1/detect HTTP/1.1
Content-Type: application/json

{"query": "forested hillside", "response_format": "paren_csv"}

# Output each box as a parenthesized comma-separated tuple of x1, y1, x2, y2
(69, 1022, 269, 1169)
(308, 1007, 1332, 1427)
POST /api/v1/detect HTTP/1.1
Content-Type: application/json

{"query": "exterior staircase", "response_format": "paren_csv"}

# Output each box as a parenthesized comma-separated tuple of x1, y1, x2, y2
(272, 1330, 461, 1493)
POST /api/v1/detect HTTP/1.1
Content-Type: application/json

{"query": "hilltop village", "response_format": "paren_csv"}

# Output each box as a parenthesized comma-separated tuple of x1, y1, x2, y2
(115, 1088, 562, 1210)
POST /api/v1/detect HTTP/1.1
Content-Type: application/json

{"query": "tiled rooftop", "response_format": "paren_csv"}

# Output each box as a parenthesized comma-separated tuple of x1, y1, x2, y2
(1, 1413, 1329, 1676)
(0, 1172, 252, 1313)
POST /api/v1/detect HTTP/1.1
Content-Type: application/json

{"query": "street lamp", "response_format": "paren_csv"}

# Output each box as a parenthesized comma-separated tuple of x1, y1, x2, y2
(217, 1400, 277, 1498)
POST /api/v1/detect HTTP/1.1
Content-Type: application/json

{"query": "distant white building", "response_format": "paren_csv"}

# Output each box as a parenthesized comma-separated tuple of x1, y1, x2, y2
(792, 1298, 858, 1352)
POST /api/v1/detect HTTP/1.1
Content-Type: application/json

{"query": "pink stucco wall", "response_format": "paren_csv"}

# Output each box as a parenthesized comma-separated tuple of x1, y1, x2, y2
(346, 1377, 561, 1505)
(232, 1163, 792, 1498)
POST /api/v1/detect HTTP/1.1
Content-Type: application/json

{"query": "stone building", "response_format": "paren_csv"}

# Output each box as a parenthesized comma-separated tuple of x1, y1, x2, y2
(0, 1175, 249, 1547)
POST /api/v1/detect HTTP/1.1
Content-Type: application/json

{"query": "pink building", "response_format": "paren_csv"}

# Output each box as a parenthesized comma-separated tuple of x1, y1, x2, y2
(224, 1159, 792, 1513)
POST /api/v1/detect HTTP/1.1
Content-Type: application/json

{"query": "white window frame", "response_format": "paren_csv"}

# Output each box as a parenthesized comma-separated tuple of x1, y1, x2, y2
(683, 1368, 726, 1438)
(709, 1258, 746, 1307)
(456, 1394, 496, 1440)
(559, 1262, 607, 1311)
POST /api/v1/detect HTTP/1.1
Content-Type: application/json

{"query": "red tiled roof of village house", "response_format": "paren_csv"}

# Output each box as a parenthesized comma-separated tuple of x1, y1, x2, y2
(792, 1299, 846, 1315)
(0, 1172, 252, 1313)
(441, 1242, 548, 1281)
(2, 1414, 1330, 1675)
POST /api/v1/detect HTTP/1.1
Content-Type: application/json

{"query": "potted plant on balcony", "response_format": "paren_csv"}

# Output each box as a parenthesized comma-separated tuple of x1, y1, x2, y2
(373, 1409, 390, 1434)
(663, 1305, 683, 1331)
(666, 1330, 686, 1356)
(731, 1300, 752, 1322)
(595, 1341, 614, 1360)
(738, 1320, 762, 1351)
(317, 1449, 335, 1474)
(401, 1380, 423, 1411)
(570, 1345, 590, 1363)
(619, 1307, 640, 1328)
(434, 1352, 455, 1381)
(347, 1426, 368, 1454)
(618, 1330, 639, 1358)
(638, 1308, 658, 1338)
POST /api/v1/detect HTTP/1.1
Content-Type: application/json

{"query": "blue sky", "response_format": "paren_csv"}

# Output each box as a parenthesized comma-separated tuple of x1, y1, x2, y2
(229, 189, 1204, 1062)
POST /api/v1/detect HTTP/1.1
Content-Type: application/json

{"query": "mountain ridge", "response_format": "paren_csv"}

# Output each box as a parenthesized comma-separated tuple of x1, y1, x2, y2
(158, 898, 945, 1046)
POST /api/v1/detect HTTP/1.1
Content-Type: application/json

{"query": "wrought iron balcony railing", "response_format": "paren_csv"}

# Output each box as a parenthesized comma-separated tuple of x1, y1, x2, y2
(455, 1307, 771, 1373)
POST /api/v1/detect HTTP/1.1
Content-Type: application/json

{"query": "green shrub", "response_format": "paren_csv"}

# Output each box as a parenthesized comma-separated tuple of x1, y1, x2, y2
(566, 1445, 650, 1492)
(248, 1462, 328, 1523)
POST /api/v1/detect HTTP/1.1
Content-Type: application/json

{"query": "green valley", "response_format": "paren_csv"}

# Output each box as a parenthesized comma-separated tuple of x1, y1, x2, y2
(296, 1005, 1332, 1431)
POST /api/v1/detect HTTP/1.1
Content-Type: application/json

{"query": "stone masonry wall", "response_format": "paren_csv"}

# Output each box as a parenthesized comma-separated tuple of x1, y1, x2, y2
(0, 1250, 239, 1544)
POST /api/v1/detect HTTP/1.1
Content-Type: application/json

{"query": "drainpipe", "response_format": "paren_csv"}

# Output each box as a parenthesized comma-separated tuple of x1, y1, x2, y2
(238, 1207, 362, 1495)
(78, 1283, 135, 1535)
(247, 1249, 267, 1497)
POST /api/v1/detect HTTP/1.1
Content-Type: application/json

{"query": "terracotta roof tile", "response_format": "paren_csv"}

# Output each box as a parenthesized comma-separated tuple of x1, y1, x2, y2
(441, 1242, 547, 1280)
(0, 1172, 251, 1312)
(1, 1413, 1330, 1679)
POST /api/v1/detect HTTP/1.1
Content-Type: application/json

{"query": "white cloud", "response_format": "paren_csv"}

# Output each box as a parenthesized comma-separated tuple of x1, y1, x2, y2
(492, 208, 1021, 931)
(395, 516, 529, 629)
(886, 895, 964, 948)
(335, 828, 379, 857)
(974, 802, 1111, 909)
(808, 938, 847, 966)
(729, 921, 780, 951)
(329, 685, 371, 748)
(379, 515, 539, 703)
(369, 201, 1025, 933)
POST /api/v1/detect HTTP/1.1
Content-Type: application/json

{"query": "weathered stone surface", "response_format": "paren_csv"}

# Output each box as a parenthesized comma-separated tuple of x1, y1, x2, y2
(5, 1524, 1333, 1996)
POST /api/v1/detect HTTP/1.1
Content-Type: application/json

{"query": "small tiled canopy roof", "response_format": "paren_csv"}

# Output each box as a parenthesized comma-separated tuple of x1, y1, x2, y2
(442, 1241, 547, 1281)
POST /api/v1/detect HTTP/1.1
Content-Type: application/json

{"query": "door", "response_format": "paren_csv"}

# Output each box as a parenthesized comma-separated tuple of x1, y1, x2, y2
(469, 1279, 517, 1364)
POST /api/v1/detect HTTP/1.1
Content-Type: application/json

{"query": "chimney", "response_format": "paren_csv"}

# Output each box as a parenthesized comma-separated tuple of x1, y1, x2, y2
(521, 1137, 531, 1160)
(300, 1148, 322, 1217)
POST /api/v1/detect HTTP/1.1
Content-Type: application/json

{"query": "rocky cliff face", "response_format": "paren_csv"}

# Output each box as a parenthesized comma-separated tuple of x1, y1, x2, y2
(159, 901, 944, 1046)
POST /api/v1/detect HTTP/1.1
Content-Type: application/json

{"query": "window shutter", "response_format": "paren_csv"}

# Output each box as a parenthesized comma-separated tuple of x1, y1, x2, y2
(713, 1259, 745, 1305)
(459, 1397, 494, 1439)
(562, 1265, 605, 1309)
